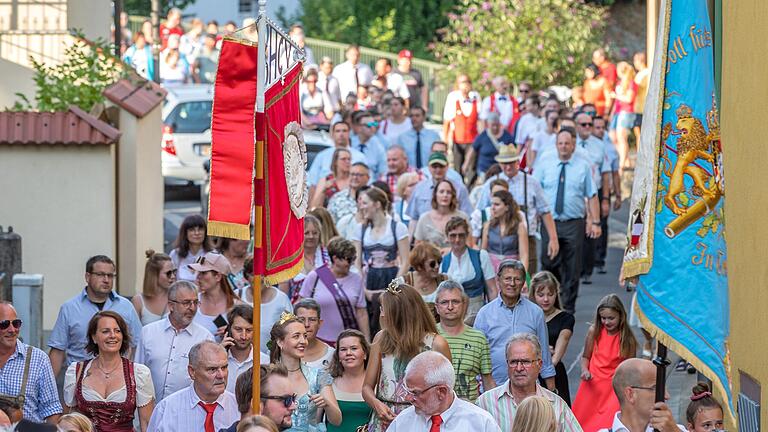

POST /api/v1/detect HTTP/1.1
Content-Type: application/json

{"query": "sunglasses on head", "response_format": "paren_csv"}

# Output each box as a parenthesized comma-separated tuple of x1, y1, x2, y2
(0, 319, 22, 330)
(260, 393, 297, 408)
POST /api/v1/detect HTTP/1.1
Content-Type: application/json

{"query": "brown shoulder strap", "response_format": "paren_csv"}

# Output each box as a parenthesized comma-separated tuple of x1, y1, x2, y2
(18, 346, 33, 409)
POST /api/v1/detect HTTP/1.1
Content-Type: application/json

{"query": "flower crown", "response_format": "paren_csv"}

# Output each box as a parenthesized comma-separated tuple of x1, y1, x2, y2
(278, 311, 298, 325)
(386, 277, 405, 295)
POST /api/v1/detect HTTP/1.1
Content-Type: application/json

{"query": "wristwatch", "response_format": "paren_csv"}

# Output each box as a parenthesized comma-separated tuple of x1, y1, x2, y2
(591, 221, 601, 226)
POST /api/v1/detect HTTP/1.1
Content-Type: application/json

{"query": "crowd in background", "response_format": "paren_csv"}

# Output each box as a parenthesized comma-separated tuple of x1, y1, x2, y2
(0, 10, 728, 432)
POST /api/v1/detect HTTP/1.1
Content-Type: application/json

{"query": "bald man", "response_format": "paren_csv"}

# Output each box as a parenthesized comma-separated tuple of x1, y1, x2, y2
(599, 358, 685, 432)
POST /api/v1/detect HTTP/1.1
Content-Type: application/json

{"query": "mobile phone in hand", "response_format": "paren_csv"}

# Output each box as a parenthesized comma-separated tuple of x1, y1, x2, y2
(213, 314, 228, 328)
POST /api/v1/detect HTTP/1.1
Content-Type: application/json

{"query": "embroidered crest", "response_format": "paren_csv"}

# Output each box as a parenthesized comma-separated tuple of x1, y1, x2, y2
(282, 121, 308, 218)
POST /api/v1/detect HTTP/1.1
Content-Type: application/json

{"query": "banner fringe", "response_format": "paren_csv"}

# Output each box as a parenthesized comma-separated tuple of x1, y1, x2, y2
(634, 303, 737, 427)
(263, 259, 303, 286)
(207, 221, 251, 240)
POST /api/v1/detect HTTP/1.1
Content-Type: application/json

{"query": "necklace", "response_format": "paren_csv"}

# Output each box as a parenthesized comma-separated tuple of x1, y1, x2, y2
(95, 358, 121, 380)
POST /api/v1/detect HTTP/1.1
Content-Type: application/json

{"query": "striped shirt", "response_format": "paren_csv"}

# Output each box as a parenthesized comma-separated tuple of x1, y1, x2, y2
(437, 324, 492, 401)
(476, 382, 582, 432)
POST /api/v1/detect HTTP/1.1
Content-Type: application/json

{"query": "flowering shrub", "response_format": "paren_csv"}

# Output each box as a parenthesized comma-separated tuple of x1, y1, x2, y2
(432, 0, 607, 92)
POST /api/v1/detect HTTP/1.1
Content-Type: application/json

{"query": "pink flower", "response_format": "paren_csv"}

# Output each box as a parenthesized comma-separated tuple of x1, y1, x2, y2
(447, 13, 458, 20)
(482, 71, 491, 80)
(535, 17, 543, 24)
(567, 56, 575, 64)
(482, 1, 492, 10)
(537, 43, 543, 51)
(503, 59, 512, 65)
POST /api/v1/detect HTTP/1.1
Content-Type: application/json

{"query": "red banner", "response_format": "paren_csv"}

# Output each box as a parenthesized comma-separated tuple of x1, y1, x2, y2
(207, 38, 258, 240)
(254, 63, 304, 284)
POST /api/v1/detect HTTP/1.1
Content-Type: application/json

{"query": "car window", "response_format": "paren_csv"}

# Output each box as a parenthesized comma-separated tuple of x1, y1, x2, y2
(166, 101, 213, 133)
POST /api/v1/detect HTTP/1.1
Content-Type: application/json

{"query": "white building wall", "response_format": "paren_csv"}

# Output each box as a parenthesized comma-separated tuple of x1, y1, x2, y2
(182, 0, 300, 28)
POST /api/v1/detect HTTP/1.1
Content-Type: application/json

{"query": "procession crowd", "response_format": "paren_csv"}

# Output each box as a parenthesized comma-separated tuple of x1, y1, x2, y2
(0, 10, 728, 432)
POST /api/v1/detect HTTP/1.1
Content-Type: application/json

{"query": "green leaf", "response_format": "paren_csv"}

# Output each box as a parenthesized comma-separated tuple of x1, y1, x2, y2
(678, 193, 690, 206)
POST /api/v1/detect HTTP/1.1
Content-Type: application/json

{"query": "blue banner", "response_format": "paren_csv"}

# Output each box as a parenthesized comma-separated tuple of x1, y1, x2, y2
(625, 0, 733, 418)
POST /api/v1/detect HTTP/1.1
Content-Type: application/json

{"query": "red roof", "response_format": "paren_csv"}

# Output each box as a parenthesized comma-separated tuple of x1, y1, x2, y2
(0, 106, 120, 146)
(103, 78, 167, 118)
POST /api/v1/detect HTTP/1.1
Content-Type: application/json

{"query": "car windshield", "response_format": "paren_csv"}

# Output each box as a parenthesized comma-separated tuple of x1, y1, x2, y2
(165, 100, 213, 133)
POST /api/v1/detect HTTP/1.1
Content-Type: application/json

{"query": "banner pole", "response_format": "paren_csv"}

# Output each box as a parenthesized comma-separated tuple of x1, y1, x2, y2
(652, 342, 670, 432)
(252, 0, 268, 416)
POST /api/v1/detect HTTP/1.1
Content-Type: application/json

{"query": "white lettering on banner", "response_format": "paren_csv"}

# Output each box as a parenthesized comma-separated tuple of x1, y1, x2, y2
(263, 18, 303, 88)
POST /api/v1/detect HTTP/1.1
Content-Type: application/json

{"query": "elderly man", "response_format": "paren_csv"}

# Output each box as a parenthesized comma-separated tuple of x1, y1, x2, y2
(398, 106, 440, 169)
(135, 281, 214, 401)
(474, 260, 556, 388)
(380, 144, 418, 194)
(406, 152, 473, 228)
(222, 365, 297, 432)
(480, 76, 518, 131)
(533, 128, 601, 314)
(463, 112, 515, 179)
(388, 351, 500, 432)
(435, 281, 495, 401)
(477, 145, 559, 272)
(147, 341, 239, 432)
(48, 255, 142, 378)
(599, 359, 685, 432)
(476, 333, 581, 432)
(0, 302, 61, 424)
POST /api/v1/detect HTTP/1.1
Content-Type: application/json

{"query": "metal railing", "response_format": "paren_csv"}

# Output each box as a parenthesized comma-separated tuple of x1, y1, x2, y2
(126, 15, 450, 121)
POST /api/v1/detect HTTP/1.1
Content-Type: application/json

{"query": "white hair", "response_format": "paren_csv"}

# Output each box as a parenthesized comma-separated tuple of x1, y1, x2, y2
(405, 351, 455, 388)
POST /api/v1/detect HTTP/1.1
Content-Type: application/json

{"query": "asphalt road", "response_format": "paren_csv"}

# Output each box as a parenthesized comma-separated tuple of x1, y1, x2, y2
(163, 188, 695, 417)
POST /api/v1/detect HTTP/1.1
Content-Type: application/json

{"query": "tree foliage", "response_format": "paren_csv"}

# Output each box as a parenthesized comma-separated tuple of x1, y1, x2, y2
(284, 0, 460, 59)
(13, 32, 126, 112)
(123, 0, 197, 17)
(432, 0, 607, 92)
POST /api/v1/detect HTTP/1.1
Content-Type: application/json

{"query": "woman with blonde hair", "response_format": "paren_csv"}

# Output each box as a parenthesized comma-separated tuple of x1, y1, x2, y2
(236, 415, 279, 432)
(281, 214, 331, 300)
(612, 61, 638, 171)
(309, 207, 340, 247)
(510, 396, 556, 432)
(58, 412, 94, 432)
(132, 249, 175, 325)
(362, 282, 452, 431)
(394, 172, 420, 225)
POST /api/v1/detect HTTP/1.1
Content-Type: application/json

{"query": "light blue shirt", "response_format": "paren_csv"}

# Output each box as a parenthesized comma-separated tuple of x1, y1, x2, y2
(597, 133, 619, 172)
(397, 127, 441, 169)
(48, 288, 143, 366)
(351, 134, 388, 181)
(306, 146, 366, 186)
(405, 177, 474, 222)
(533, 155, 597, 221)
(576, 135, 611, 186)
(475, 172, 551, 236)
(474, 296, 556, 384)
(0, 341, 62, 421)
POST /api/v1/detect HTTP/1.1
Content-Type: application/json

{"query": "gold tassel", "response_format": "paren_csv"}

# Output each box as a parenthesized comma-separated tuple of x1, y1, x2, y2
(263, 260, 303, 286)
(207, 221, 251, 240)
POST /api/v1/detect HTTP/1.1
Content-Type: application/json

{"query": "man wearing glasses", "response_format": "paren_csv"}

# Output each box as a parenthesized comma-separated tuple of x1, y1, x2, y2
(350, 111, 388, 181)
(601, 358, 685, 432)
(0, 302, 61, 424)
(148, 341, 240, 431)
(388, 351, 500, 431)
(48, 255, 143, 381)
(135, 280, 214, 401)
(434, 281, 495, 401)
(476, 333, 580, 432)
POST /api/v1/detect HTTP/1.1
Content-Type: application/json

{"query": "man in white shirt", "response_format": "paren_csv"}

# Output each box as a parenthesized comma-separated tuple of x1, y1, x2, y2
(374, 58, 410, 101)
(332, 44, 374, 101)
(147, 341, 239, 432)
(599, 358, 685, 432)
(514, 97, 546, 147)
(480, 76, 516, 130)
(388, 351, 500, 432)
(135, 281, 214, 401)
(221, 304, 254, 394)
(318, 57, 342, 113)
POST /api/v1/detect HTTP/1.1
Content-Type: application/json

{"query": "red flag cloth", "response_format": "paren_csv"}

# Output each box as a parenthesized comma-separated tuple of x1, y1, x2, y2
(253, 63, 305, 284)
(207, 38, 258, 240)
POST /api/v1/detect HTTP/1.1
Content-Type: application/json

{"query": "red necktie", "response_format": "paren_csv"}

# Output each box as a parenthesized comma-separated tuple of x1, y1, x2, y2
(198, 401, 217, 432)
(430, 415, 442, 432)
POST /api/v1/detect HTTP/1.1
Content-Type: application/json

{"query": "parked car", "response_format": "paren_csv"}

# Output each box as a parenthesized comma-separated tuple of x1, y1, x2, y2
(162, 84, 214, 186)
(200, 128, 333, 216)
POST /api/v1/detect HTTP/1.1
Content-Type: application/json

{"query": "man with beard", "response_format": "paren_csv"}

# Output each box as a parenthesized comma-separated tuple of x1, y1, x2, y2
(222, 304, 265, 394)
(476, 333, 580, 432)
(135, 281, 214, 401)
(387, 351, 500, 431)
(221, 365, 297, 432)
(148, 341, 239, 431)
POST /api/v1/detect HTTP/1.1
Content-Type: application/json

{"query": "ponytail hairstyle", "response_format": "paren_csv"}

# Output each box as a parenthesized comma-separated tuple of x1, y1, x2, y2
(593, 294, 637, 359)
(142, 249, 172, 298)
(268, 313, 302, 364)
(685, 382, 723, 426)
(363, 186, 392, 220)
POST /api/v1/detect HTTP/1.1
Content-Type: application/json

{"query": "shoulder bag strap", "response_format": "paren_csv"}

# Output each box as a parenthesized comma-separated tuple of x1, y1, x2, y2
(18, 346, 33, 409)
(523, 172, 530, 230)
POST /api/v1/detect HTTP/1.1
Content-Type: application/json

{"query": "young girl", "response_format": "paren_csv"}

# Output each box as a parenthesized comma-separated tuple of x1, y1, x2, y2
(572, 294, 637, 430)
(529, 271, 574, 406)
(685, 382, 724, 432)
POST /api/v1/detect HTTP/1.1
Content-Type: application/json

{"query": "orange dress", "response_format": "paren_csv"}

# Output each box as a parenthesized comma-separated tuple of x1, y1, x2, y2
(572, 328, 626, 432)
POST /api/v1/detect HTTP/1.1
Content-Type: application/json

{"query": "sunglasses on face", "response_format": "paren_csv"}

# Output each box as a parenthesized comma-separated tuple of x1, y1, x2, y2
(364, 121, 379, 128)
(579, 122, 593, 127)
(164, 269, 178, 278)
(260, 393, 297, 408)
(427, 260, 441, 269)
(0, 319, 22, 330)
